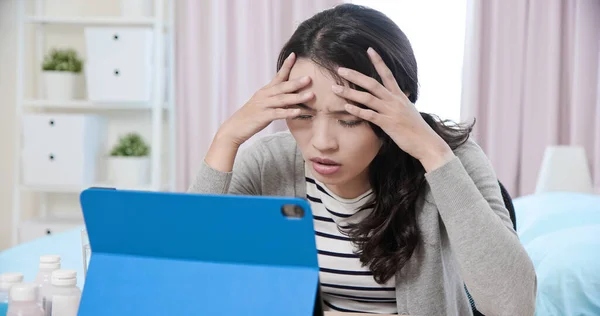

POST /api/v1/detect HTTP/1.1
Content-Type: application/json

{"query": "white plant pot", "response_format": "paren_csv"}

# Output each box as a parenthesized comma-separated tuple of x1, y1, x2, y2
(107, 156, 150, 187)
(120, 0, 153, 17)
(43, 71, 79, 100)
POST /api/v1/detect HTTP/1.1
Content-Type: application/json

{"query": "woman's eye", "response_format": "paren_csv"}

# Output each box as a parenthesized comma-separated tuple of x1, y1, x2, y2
(293, 115, 313, 120)
(339, 120, 364, 128)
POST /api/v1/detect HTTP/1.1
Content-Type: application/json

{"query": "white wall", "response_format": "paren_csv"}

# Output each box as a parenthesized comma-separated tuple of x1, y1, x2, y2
(0, 0, 20, 251)
(351, 0, 467, 122)
(0, 0, 171, 250)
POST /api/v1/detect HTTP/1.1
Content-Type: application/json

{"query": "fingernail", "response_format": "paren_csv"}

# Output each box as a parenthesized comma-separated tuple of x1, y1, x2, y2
(345, 104, 354, 111)
(367, 47, 375, 56)
(337, 67, 349, 76)
(287, 52, 295, 60)
(302, 91, 313, 98)
(300, 76, 310, 83)
(332, 85, 343, 93)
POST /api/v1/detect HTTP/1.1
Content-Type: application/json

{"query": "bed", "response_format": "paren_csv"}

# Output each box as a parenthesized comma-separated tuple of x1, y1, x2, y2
(513, 192, 600, 315)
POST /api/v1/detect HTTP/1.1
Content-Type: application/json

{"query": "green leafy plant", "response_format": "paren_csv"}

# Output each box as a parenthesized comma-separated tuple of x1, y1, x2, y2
(42, 48, 83, 73)
(110, 133, 150, 157)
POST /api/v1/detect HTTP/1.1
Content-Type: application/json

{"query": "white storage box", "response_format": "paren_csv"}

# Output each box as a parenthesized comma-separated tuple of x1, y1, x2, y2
(18, 217, 83, 243)
(22, 114, 105, 187)
(85, 62, 153, 103)
(84, 27, 154, 102)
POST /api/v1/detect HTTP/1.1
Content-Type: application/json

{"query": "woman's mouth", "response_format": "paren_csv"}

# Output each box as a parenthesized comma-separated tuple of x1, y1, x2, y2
(310, 158, 341, 176)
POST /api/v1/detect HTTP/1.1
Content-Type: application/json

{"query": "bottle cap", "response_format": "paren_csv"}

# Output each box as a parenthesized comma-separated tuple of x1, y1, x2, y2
(51, 269, 77, 287)
(40, 255, 61, 264)
(0, 272, 24, 291)
(9, 283, 37, 302)
(39, 255, 61, 269)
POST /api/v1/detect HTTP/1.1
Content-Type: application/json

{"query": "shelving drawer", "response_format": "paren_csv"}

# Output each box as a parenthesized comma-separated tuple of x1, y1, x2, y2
(85, 61, 153, 102)
(84, 27, 154, 102)
(22, 114, 105, 187)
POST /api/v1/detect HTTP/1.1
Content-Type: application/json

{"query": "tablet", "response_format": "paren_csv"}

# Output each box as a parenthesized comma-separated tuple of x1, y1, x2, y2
(78, 188, 323, 316)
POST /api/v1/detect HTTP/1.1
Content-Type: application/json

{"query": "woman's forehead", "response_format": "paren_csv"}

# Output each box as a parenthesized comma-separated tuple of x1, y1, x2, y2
(289, 58, 334, 81)
(289, 58, 348, 109)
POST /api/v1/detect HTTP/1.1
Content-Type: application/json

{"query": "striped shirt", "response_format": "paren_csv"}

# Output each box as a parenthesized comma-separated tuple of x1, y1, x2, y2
(306, 166, 397, 314)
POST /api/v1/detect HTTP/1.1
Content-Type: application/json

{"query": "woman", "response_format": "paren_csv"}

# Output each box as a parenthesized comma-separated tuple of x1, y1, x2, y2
(189, 4, 536, 315)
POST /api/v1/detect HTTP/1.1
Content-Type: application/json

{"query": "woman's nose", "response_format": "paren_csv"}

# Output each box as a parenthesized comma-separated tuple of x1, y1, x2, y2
(311, 121, 338, 152)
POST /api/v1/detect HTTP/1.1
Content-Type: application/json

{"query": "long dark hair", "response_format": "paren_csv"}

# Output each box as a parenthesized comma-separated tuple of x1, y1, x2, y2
(277, 4, 474, 284)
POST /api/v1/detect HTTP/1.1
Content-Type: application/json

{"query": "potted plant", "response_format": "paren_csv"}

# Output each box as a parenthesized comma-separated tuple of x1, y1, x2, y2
(107, 133, 151, 187)
(42, 48, 83, 100)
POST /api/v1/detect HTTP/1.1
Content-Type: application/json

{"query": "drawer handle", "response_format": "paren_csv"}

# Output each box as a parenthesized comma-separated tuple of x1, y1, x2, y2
(49, 119, 54, 126)
(113, 34, 119, 40)
(49, 154, 55, 161)
(114, 69, 120, 76)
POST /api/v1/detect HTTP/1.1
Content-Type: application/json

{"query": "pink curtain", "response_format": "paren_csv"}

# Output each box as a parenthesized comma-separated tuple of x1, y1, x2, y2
(175, 0, 342, 191)
(461, 0, 600, 197)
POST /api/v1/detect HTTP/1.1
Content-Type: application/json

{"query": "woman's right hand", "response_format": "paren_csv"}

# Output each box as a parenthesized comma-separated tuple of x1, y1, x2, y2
(216, 52, 314, 147)
(205, 52, 314, 172)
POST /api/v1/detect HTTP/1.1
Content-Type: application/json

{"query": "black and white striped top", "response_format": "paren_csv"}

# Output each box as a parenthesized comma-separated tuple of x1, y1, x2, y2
(306, 166, 397, 314)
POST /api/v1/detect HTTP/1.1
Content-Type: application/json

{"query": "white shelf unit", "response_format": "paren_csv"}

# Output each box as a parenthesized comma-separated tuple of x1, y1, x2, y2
(25, 16, 157, 26)
(20, 182, 170, 194)
(12, 0, 177, 246)
(23, 99, 169, 111)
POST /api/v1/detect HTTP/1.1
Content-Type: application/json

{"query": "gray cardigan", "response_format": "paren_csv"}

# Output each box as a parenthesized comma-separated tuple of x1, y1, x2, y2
(188, 132, 536, 316)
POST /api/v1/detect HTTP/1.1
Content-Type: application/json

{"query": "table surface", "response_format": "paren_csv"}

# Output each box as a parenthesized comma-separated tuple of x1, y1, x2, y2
(0, 226, 87, 288)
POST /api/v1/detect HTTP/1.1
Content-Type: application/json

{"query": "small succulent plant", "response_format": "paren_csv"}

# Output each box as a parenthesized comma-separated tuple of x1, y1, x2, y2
(42, 48, 83, 73)
(110, 133, 150, 157)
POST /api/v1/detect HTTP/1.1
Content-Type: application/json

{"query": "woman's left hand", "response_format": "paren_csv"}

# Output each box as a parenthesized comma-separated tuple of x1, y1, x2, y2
(332, 47, 456, 172)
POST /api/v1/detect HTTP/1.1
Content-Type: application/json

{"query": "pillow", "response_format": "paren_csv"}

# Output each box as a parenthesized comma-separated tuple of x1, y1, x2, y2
(514, 192, 600, 244)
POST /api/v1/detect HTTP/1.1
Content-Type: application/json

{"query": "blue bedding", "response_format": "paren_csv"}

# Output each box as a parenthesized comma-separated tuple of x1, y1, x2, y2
(514, 192, 600, 316)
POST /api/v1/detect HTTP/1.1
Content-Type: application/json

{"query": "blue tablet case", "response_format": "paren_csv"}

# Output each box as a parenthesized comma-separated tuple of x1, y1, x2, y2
(78, 188, 321, 316)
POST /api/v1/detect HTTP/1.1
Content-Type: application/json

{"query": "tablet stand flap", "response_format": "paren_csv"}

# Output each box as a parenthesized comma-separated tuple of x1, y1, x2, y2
(78, 189, 320, 316)
(78, 253, 320, 315)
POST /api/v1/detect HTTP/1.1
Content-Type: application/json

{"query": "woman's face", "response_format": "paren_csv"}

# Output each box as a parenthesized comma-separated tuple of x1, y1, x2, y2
(286, 58, 382, 199)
